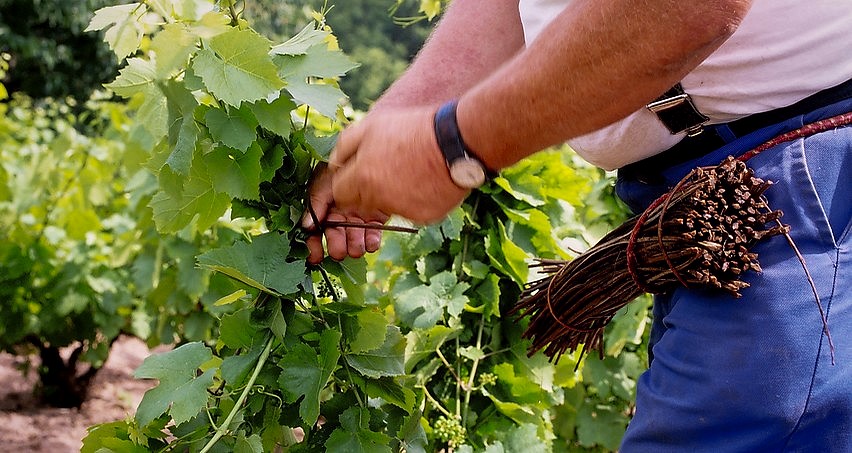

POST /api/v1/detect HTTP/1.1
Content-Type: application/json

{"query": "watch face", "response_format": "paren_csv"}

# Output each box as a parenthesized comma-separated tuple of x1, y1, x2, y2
(449, 160, 486, 189)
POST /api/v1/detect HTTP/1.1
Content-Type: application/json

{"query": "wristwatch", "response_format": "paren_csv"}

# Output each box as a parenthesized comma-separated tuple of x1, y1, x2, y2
(433, 100, 493, 189)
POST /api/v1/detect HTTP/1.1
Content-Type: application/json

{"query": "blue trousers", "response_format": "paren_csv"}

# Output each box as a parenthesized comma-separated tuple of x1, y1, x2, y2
(616, 98, 852, 452)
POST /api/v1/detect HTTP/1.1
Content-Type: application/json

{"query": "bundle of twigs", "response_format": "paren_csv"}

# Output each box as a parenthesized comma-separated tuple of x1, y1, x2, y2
(513, 156, 790, 361)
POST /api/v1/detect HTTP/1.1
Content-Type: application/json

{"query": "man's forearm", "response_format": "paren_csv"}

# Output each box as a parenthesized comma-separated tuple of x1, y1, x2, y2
(457, 0, 753, 171)
(372, 0, 525, 111)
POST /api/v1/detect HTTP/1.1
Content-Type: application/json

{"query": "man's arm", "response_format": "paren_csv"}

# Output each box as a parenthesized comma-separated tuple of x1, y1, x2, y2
(329, 0, 754, 224)
(372, 0, 525, 111)
(303, 0, 524, 263)
(457, 0, 754, 170)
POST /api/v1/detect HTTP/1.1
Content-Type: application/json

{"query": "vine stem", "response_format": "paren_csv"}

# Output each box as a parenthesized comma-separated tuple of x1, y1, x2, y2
(462, 316, 485, 425)
(226, 0, 240, 26)
(199, 336, 275, 453)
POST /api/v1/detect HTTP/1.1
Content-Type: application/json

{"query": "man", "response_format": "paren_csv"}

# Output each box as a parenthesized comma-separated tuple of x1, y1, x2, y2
(304, 0, 852, 450)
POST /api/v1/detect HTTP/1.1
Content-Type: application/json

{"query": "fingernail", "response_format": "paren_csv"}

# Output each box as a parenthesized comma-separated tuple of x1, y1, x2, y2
(302, 216, 315, 230)
(366, 236, 381, 252)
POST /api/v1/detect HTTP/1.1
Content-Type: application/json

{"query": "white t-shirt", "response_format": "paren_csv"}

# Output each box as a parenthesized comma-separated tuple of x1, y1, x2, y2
(518, 0, 852, 169)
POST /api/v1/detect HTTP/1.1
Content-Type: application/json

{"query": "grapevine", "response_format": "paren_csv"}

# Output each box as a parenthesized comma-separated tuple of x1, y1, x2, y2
(78, 1, 653, 451)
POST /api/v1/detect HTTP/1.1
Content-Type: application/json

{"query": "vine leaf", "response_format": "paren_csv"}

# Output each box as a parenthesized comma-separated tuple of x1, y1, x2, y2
(204, 105, 259, 152)
(277, 43, 359, 81)
(278, 329, 342, 425)
(192, 28, 284, 107)
(394, 271, 469, 329)
(150, 23, 198, 78)
(250, 96, 296, 137)
(344, 310, 389, 353)
(362, 377, 416, 414)
(269, 23, 329, 56)
(205, 142, 263, 200)
(404, 325, 457, 373)
(325, 407, 393, 453)
(105, 58, 170, 141)
(162, 80, 201, 175)
(345, 325, 406, 378)
(197, 232, 305, 296)
(149, 155, 230, 233)
(134, 342, 217, 427)
(284, 82, 346, 119)
(86, 3, 147, 61)
(104, 57, 157, 97)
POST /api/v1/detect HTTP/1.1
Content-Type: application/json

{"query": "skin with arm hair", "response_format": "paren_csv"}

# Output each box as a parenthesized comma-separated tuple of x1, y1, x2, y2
(303, 0, 525, 263)
(305, 0, 753, 262)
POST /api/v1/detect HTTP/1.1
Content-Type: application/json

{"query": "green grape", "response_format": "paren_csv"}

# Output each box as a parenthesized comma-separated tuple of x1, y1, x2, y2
(478, 372, 498, 387)
(433, 415, 467, 448)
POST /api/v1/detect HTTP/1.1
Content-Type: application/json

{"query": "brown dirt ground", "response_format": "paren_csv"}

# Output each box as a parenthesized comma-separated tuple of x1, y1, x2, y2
(0, 336, 161, 452)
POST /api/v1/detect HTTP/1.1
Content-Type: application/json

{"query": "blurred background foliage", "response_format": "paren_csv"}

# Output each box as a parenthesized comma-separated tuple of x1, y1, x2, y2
(0, 0, 433, 110)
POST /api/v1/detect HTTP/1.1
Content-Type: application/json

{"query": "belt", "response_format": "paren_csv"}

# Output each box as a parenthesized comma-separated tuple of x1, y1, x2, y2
(621, 77, 852, 182)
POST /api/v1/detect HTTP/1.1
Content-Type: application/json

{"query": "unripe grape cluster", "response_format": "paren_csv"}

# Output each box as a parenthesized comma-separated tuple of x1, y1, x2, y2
(433, 415, 467, 447)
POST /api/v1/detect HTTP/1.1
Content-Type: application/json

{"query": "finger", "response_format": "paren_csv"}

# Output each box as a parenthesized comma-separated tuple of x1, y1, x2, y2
(365, 221, 383, 253)
(331, 162, 366, 212)
(329, 120, 366, 169)
(324, 212, 348, 261)
(301, 164, 333, 231)
(306, 234, 325, 265)
(345, 216, 367, 259)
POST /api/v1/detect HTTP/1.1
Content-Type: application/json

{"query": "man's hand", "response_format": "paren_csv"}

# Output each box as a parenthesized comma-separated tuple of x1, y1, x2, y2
(302, 164, 389, 264)
(330, 106, 469, 224)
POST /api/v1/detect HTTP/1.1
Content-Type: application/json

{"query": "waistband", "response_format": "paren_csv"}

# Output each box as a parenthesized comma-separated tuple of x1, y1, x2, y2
(620, 77, 852, 183)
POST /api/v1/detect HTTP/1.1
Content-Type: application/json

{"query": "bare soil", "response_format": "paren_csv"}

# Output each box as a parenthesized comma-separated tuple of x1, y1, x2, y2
(0, 336, 160, 452)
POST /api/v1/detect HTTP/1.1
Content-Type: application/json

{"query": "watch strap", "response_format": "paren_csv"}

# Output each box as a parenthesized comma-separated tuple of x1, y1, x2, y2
(434, 100, 497, 178)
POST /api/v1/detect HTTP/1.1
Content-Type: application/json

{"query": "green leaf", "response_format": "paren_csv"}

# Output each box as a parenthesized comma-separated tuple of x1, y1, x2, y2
(219, 308, 261, 349)
(151, 23, 198, 78)
(363, 377, 415, 413)
(213, 289, 248, 306)
(86, 3, 147, 60)
(394, 285, 443, 330)
(345, 310, 389, 353)
(485, 221, 529, 284)
(323, 257, 367, 305)
(473, 274, 501, 319)
(192, 28, 284, 107)
(576, 403, 628, 451)
(502, 424, 549, 453)
(345, 326, 405, 378)
(81, 421, 150, 453)
(163, 80, 201, 175)
(398, 410, 428, 453)
(483, 389, 539, 427)
(284, 82, 346, 119)
(149, 156, 231, 233)
(197, 232, 305, 295)
(204, 142, 263, 200)
(221, 345, 263, 385)
(277, 43, 358, 81)
(234, 432, 264, 453)
(278, 329, 341, 425)
(270, 23, 330, 56)
(250, 96, 295, 137)
(259, 143, 286, 183)
(325, 407, 392, 453)
(394, 272, 468, 329)
(404, 325, 457, 373)
(105, 58, 157, 98)
(134, 342, 216, 427)
(204, 105, 259, 152)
